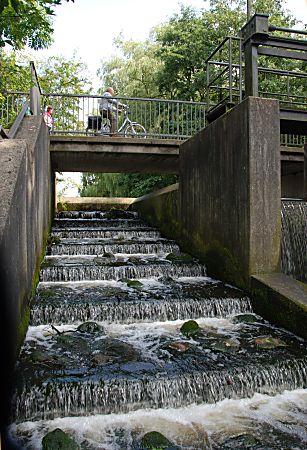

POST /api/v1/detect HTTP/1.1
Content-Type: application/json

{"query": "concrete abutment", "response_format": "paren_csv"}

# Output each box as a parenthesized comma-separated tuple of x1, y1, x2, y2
(0, 117, 53, 432)
(131, 97, 306, 338)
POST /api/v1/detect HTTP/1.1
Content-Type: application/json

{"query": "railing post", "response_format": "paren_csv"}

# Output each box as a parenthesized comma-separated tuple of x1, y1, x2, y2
(29, 61, 41, 115)
(229, 37, 233, 103)
(241, 13, 269, 97)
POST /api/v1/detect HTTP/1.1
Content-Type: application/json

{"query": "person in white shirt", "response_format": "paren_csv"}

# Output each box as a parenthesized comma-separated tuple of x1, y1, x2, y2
(98, 87, 125, 135)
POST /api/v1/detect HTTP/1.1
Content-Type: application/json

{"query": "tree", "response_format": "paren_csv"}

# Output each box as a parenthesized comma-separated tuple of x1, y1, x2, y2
(0, 49, 30, 92)
(80, 173, 178, 198)
(38, 54, 92, 94)
(0, 0, 74, 50)
(154, 0, 301, 101)
(0, 51, 92, 128)
(38, 54, 93, 133)
(97, 35, 162, 98)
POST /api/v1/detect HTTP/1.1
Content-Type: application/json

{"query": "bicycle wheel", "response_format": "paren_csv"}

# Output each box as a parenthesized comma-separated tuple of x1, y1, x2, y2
(124, 122, 146, 138)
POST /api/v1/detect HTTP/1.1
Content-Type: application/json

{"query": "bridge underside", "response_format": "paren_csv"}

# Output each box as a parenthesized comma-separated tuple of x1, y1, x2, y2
(50, 136, 180, 174)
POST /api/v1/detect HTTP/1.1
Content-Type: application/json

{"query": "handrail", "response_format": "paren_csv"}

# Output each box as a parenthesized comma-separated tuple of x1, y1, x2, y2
(205, 14, 307, 122)
(7, 102, 30, 139)
(269, 25, 307, 36)
(258, 67, 307, 78)
(30, 61, 41, 115)
(39, 93, 207, 106)
(30, 61, 42, 94)
(204, 36, 241, 64)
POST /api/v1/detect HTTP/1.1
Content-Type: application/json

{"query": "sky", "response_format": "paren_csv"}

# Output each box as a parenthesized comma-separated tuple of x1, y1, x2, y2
(40, 0, 306, 197)
(33, 0, 307, 93)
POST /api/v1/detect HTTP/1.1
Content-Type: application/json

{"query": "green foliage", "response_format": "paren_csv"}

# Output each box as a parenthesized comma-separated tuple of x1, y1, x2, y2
(0, 51, 92, 128)
(83, 0, 304, 198)
(0, 0, 74, 50)
(0, 49, 31, 126)
(38, 54, 93, 132)
(97, 35, 162, 98)
(154, 0, 301, 101)
(154, 5, 213, 101)
(0, 49, 31, 91)
(80, 173, 178, 198)
(38, 54, 92, 94)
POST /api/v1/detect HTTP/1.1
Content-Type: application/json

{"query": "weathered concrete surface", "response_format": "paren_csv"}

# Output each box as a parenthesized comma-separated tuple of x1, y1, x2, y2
(50, 136, 180, 174)
(131, 184, 180, 241)
(0, 117, 52, 435)
(131, 185, 307, 340)
(281, 146, 304, 198)
(304, 143, 307, 199)
(57, 196, 136, 211)
(251, 273, 307, 340)
(179, 97, 281, 287)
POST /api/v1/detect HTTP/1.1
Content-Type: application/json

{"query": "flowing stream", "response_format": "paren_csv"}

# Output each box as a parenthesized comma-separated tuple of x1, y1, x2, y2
(9, 210, 307, 449)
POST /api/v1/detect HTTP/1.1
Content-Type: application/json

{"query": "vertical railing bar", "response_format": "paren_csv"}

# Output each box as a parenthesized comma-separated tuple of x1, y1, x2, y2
(229, 37, 233, 103)
(239, 38, 243, 102)
(149, 100, 152, 137)
(206, 62, 210, 114)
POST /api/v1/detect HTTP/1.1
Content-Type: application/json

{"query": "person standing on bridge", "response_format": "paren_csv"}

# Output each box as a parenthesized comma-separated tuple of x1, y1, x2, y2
(43, 105, 53, 133)
(98, 87, 125, 136)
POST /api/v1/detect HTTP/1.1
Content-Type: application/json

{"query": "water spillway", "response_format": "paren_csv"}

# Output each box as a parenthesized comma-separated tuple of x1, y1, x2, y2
(9, 210, 307, 449)
(281, 199, 307, 283)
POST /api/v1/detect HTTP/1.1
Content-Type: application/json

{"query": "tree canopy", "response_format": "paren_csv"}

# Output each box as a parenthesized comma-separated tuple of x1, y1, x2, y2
(97, 35, 162, 98)
(0, 0, 74, 50)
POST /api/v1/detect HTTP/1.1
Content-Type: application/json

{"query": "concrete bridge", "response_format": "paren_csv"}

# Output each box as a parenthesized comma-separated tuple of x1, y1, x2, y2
(49, 134, 305, 198)
(50, 135, 179, 174)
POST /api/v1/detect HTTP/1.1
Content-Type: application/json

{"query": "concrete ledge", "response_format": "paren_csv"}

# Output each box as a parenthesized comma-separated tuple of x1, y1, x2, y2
(251, 273, 307, 340)
(57, 196, 136, 211)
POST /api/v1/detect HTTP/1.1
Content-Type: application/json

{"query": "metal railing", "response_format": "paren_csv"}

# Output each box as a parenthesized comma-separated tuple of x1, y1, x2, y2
(44, 94, 206, 139)
(1, 92, 207, 140)
(205, 36, 243, 114)
(0, 91, 28, 129)
(241, 13, 307, 106)
(205, 14, 307, 146)
(206, 34, 307, 115)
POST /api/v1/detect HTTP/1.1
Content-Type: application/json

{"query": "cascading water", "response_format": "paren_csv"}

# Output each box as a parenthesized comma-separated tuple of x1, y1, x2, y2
(281, 199, 307, 283)
(9, 210, 307, 449)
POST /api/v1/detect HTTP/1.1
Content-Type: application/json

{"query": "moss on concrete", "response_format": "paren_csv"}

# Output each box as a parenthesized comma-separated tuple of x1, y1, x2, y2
(17, 305, 30, 351)
(56, 201, 71, 212)
(203, 240, 246, 289)
(251, 276, 307, 340)
(17, 224, 51, 353)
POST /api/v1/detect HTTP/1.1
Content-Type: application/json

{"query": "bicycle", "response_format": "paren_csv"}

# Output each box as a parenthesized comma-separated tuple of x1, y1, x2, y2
(98, 106, 146, 138)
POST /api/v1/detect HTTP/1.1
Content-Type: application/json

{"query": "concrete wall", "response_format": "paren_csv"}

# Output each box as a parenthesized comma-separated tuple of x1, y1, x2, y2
(281, 171, 304, 199)
(131, 99, 306, 338)
(132, 184, 180, 241)
(179, 97, 281, 287)
(57, 196, 136, 211)
(305, 143, 307, 199)
(0, 117, 52, 433)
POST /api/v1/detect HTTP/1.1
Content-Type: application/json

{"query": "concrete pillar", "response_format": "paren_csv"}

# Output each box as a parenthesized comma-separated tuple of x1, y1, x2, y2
(241, 14, 269, 97)
(304, 143, 307, 199)
(179, 97, 281, 288)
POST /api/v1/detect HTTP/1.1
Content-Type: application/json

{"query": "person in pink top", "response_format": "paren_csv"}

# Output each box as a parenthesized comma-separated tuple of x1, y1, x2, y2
(43, 105, 53, 132)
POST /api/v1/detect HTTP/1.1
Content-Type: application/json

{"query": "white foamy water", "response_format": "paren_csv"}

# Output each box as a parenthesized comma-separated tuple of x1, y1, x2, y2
(25, 317, 240, 344)
(9, 389, 307, 450)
